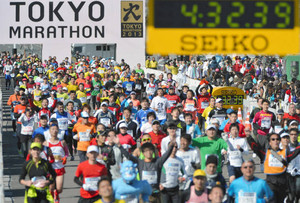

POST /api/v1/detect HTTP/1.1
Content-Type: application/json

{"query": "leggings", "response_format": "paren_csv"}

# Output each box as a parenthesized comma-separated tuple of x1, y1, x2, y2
(5, 78, 11, 88)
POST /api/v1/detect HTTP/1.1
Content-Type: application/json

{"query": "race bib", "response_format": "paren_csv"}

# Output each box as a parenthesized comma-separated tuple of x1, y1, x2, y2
(201, 101, 209, 109)
(238, 192, 256, 203)
(229, 150, 243, 166)
(21, 124, 34, 134)
(168, 100, 176, 107)
(268, 154, 284, 167)
(80, 97, 87, 104)
(261, 117, 271, 129)
(135, 84, 141, 90)
(126, 84, 132, 92)
(83, 177, 100, 191)
(100, 118, 111, 126)
(57, 118, 68, 130)
(34, 95, 41, 101)
(185, 103, 194, 111)
(79, 131, 90, 142)
(149, 88, 155, 94)
(142, 171, 157, 185)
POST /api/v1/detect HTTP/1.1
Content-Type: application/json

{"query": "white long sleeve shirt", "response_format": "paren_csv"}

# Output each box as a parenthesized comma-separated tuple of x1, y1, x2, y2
(227, 136, 249, 167)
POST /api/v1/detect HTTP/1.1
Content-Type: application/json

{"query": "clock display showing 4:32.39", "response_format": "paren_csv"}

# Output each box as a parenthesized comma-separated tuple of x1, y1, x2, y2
(217, 95, 244, 105)
(154, 0, 294, 29)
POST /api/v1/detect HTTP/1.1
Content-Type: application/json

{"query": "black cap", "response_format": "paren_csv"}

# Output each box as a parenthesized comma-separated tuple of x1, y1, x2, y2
(168, 123, 177, 129)
(152, 120, 160, 125)
(206, 155, 218, 166)
(20, 96, 26, 100)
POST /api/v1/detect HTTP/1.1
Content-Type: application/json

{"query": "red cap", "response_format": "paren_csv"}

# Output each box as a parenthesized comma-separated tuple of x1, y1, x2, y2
(22, 78, 27, 81)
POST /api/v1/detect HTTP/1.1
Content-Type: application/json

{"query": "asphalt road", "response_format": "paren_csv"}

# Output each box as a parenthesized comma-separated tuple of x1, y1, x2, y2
(0, 77, 266, 203)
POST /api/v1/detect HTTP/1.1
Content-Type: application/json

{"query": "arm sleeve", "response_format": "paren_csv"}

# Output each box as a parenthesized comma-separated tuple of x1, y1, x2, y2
(156, 145, 174, 168)
(118, 145, 139, 164)
(74, 176, 83, 186)
(19, 162, 28, 183)
(287, 145, 300, 162)
(246, 136, 265, 160)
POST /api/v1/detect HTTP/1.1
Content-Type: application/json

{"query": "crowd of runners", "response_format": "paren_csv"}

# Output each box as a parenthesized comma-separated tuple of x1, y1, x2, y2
(1, 51, 300, 203)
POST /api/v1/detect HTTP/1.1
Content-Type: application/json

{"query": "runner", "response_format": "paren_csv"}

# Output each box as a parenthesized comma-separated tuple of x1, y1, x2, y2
(46, 124, 69, 203)
(74, 145, 108, 203)
(19, 142, 56, 203)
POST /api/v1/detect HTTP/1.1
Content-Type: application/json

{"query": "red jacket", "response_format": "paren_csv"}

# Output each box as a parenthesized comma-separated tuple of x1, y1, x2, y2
(165, 94, 181, 114)
(197, 93, 211, 114)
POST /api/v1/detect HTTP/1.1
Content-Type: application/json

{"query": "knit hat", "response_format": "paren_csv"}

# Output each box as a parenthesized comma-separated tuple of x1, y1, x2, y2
(206, 155, 218, 166)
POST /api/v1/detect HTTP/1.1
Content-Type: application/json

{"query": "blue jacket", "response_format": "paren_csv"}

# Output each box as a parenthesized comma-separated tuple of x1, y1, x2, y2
(32, 126, 49, 138)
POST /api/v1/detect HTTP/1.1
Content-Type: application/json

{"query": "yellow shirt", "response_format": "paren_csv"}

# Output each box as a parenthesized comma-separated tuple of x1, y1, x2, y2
(33, 90, 42, 108)
(202, 106, 214, 120)
(46, 70, 56, 79)
(69, 72, 77, 79)
(76, 90, 88, 105)
(98, 67, 106, 78)
(145, 59, 150, 68)
(53, 79, 62, 86)
(84, 72, 91, 78)
(166, 65, 179, 75)
(67, 84, 79, 93)
(150, 60, 157, 68)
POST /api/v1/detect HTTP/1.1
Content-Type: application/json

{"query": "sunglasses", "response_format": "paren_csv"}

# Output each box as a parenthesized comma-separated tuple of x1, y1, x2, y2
(243, 165, 254, 169)
(142, 138, 152, 142)
(290, 134, 298, 136)
(271, 138, 280, 141)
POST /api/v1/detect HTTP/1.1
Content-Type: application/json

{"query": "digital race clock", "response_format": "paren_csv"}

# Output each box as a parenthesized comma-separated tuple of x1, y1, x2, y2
(154, 0, 294, 29)
(146, 0, 300, 56)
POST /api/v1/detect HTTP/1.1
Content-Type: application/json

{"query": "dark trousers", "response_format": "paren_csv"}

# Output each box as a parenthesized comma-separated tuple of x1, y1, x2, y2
(267, 177, 287, 203)
(78, 150, 87, 163)
(27, 190, 49, 203)
(161, 186, 179, 203)
(287, 174, 300, 202)
(64, 132, 73, 157)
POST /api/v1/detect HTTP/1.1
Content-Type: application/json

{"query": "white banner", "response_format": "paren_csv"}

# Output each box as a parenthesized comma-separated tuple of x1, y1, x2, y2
(0, 0, 145, 66)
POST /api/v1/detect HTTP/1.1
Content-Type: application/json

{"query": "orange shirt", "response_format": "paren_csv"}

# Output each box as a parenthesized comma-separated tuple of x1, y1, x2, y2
(7, 94, 21, 108)
(73, 123, 96, 151)
(78, 117, 98, 125)
(14, 104, 26, 114)
(76, 78, 86, 86)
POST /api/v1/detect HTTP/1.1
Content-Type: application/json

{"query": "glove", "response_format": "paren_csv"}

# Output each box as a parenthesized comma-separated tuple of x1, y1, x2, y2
(62, 157, 67, 165)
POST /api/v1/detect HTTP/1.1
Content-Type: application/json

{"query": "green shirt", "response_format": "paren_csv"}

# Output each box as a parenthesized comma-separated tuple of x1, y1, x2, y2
(92, 80, 102, 96)
(136, 68, 144, 75)
(192, 136, 228, 173)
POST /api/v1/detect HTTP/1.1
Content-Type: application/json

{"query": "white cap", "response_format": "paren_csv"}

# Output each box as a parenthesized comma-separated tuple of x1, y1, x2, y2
(280, 132, 289, 138)
(87, 145, 99, 153)
(101, 102, 108, 107)
(81, 111, 89, 118)
(119, 123, 128, 129)
(93, 69, 97, 72)
(117, 80, 122, 84)
(62, 87, 68, 91)
(216, 98, 223, 103)
(206, 124, 217, 131)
